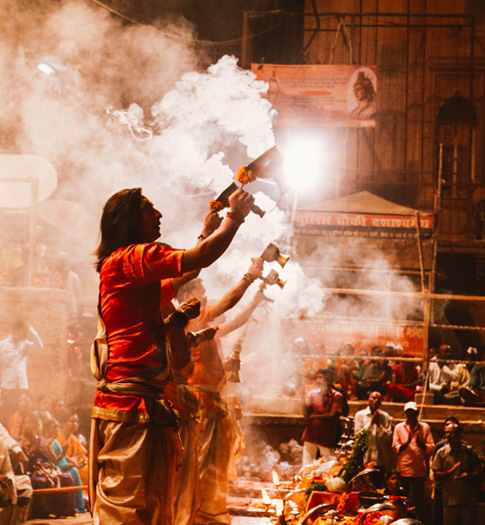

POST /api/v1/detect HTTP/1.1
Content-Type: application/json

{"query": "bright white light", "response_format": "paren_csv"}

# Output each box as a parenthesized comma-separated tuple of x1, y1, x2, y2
(272, 470, 280, 485)
(283, 135, 323, 191)
(261, 489, 271, 504)
(38, 63, 55, 75)
(275, 500, 284, 516)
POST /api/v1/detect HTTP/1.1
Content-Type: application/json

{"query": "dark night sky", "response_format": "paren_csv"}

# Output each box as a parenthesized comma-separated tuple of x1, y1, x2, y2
(109, 0, 304, 41)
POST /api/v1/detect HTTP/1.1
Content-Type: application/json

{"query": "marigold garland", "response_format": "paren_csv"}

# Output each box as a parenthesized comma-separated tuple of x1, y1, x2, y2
(360, 511, 385, 525)
(236, 166, 257, 185)
(336, 492, 349, 514)
(209, 200, 224, 211)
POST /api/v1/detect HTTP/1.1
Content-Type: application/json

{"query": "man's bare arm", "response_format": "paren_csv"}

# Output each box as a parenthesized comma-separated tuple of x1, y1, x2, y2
(217, 289, 268, 337)
(181, 190, 254, 273)
(170, 210, 224, 292)
(211, 258, 263, 319)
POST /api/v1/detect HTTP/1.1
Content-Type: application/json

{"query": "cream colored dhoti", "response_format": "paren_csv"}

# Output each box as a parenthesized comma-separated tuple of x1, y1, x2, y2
(196, 413, 231, 524)
(89, 419, 179, 525)
(174, 417, 200, 525)
(170, 374, 201, 525)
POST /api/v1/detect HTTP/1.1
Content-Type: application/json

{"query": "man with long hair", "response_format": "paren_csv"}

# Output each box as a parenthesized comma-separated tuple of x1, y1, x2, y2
(89, 187, 254, 525)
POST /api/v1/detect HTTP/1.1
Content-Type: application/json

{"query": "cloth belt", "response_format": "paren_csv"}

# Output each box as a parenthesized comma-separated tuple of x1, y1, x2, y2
(96, 378, 179, 427)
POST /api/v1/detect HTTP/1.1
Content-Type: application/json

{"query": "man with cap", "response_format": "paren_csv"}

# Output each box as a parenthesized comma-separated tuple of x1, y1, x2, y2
(392, 401, 435, 524)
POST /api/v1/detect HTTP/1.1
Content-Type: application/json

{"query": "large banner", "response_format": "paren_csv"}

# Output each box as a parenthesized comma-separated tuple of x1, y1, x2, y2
(251, 64, 377, 128)
(294, 210, 434, 239)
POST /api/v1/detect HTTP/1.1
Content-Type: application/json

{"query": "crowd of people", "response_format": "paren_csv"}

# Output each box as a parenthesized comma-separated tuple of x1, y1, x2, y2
(0, 237, 86, 327)
(1, 184, 485, 525)
(0, 387, 88, 522)
(294, 339, 485, 407)
(302, 367, 484, 525)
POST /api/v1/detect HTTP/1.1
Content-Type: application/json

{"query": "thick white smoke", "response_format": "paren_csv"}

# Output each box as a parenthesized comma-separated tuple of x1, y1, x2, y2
(1, 0, 422, 405)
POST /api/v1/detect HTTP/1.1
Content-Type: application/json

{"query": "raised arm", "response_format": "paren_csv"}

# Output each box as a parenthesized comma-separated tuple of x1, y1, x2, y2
(210, 258, 263, 319)
(169, 210, 223, 293)
(22, 326, 43, 356)
(181, 189, 254, 273)
(217, 288, 268, 337)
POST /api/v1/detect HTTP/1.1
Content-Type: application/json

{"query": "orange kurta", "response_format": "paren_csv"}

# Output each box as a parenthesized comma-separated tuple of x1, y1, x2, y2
(92, 243, 183, 423)
(90, 242, 184, 525)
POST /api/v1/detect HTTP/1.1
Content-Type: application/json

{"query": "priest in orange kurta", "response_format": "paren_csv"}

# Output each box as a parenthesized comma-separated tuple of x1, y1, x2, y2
(89, 187, 255, 525)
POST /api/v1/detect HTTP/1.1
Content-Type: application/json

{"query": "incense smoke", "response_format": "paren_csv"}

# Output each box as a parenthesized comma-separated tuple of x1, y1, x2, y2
(1, 1, 422, 410)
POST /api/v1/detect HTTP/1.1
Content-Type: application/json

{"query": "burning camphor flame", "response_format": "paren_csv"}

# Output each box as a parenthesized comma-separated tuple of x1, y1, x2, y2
(272, 470, 280, 486)
(261, 488, 271, 505)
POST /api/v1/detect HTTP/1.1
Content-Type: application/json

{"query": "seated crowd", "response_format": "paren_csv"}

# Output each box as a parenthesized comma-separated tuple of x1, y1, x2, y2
(297, 338, 485, 407)
(0, 392, 88, 522)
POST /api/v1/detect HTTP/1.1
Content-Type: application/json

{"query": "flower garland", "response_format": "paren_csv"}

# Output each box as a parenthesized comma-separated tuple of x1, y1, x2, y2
(336, 492, 350, 514)
(236, 166, 257, 185)
(209, 199, 225, 211)
(209, 165, 257, 212)
(339, 429, 370, 483)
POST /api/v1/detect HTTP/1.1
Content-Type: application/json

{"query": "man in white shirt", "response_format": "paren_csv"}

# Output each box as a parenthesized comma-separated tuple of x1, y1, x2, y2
(354, 391, 393, 487)
(429, 344, 452, 404)
(0, 320, 43, 423)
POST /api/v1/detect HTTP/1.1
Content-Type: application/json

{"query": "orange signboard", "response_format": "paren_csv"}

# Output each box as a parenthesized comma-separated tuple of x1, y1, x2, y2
(251, 64, 377, 128)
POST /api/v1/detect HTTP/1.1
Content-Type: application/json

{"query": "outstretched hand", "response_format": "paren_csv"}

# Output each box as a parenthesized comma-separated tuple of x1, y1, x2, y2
(200, 210, 223, 238)
(246, 257, 264, 281)
(253, 289, 272, 305)
(228, 188, 255, 218)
